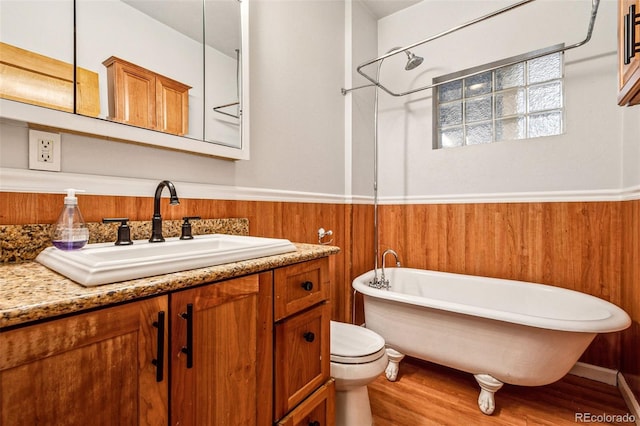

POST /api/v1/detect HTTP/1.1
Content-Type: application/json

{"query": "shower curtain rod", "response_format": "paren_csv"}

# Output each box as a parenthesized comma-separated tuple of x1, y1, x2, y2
(343, 0, 600, 97)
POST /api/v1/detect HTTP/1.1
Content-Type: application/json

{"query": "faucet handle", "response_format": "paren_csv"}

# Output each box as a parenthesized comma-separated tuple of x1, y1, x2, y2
(180, 216, 201, 240)
(102, 218, 133, 245)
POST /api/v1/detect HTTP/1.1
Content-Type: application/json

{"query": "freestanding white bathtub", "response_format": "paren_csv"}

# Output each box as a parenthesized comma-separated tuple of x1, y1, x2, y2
(353, 268, 631, 415)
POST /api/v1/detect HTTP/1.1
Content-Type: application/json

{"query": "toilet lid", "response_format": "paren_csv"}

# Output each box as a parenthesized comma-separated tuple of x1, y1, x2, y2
(330, 321, 385, 364)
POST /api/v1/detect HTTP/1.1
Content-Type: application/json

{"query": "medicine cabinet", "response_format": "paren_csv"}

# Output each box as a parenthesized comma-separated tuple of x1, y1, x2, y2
(0, 0, 249, 160)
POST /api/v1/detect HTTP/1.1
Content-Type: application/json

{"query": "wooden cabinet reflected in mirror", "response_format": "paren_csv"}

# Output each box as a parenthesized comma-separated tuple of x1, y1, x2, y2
(0, 1, 78, 114)
(103, 56, 190, 136)
(0, 42, 100, 117)
(76, 0, 203, 140)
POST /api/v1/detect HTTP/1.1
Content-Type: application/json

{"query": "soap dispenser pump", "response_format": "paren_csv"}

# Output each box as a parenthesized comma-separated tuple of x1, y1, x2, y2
(52, 188, 89, 250)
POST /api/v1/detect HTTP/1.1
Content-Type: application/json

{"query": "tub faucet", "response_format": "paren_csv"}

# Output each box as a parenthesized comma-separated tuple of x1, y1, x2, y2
(380, 249, 401, 289)
(149, 180, 180, 243)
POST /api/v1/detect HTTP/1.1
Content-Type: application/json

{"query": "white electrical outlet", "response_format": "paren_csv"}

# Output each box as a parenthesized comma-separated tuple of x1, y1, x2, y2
(29, 130, 61, 171)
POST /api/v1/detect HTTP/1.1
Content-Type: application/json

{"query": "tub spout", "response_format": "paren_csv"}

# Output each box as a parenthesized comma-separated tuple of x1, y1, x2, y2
(380, 249, 401, 289)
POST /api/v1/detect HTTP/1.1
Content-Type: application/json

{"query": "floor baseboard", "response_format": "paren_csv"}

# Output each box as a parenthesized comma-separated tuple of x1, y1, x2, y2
(568, 362, 639, 425)
(618, 373, 640, 426)
(570, 361, 618, 386)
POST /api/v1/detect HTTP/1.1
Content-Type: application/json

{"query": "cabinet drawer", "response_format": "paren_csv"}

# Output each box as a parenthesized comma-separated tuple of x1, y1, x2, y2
(277, 379, 335, 426)
(274, 258, 329, 321)
(274, 303, 330, 421)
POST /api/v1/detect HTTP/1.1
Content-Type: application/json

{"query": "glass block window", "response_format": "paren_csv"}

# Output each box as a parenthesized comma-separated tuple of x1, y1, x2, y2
(434, 47, 564, 149)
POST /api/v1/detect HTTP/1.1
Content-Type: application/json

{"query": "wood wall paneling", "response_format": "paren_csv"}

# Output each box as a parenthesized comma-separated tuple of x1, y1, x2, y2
(1, 192, 638, 388)
(375, 202, 625, 369)
(621, 200, 640, 401)
(349, 204, 374, 325)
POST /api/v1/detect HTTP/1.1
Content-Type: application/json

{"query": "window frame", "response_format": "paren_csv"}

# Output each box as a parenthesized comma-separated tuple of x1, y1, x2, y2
(432, 43, 565, 149)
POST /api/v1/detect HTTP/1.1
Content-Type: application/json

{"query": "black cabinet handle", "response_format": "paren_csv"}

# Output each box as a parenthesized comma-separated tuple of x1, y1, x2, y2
(624, 4, 640, 65)
(303, 331, 315, 343)
(301, 281, 314, 291)
(180, 304, 194, 368)
(309, 422, 320, 426)
(151, 311, 165, 382)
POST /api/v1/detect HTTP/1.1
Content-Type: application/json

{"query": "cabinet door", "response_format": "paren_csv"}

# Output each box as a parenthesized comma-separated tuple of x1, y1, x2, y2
(618, 0, 640, 105)
(0, 296, 169, 425)
(156, 75, 190, 136)
(104, 57, 157, 129)
(171, 273, 272, 426)
(274, 303, 330, 421)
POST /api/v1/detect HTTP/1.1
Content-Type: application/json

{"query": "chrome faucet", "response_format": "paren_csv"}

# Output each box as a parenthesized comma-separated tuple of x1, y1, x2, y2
(380, 249, 401, 289)
(149, 180, 180, 243)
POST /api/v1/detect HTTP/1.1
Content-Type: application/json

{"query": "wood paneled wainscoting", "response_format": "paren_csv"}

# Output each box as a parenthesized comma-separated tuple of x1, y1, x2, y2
(2, 193, 639, 404)
(350, 200, 639, 404)
(371, 202, 624, 368)
(621, 199, 640, 404)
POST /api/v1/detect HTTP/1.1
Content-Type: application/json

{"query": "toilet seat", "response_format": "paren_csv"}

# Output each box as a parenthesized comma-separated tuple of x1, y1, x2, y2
(330, 321, 386, 364)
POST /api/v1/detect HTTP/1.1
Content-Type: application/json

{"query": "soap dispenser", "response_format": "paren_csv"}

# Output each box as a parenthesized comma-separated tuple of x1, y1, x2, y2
(52, 189, 89, 250)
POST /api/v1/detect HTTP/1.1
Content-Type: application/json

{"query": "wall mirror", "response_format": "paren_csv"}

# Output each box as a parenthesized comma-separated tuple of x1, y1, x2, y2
(0, 0, 248, 159)
(0, 1, 75, 113)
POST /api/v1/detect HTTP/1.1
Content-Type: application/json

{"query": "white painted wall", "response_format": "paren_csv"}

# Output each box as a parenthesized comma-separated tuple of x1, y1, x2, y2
(372, 0, 627, 200)
(622, 107, 640, 192)
(234, 0, 345, 194)
(0, 0, 636, 202)
(0, 0, 74, 62)
(349, 0, 379, 198)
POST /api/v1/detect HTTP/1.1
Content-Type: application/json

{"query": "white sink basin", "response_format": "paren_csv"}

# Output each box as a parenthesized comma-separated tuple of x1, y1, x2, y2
(36, 234, 297, 287)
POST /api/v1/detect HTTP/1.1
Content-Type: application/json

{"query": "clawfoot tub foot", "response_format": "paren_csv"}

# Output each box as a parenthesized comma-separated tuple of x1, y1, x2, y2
(384, 347, 405, 382)
(474, 374, 504, 415)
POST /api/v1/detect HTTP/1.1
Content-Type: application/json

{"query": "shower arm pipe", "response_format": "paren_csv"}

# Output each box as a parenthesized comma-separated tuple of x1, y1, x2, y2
(341, 83, 376, 95)
(349, 0, 600, 97)
(372, 58, 384, 285)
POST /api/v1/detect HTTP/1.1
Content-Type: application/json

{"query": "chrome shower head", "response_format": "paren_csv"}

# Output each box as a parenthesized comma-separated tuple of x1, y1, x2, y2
(404, 50, 424, 71)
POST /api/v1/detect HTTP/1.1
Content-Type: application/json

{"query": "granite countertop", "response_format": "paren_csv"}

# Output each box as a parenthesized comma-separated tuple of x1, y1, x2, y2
(0, 243, 340, 329)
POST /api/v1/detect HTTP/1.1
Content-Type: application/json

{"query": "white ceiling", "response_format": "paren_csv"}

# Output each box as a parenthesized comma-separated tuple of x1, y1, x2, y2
(122, 0, 240, 58)
(122, 0, 421, 58)
(361, 0, 422, 19)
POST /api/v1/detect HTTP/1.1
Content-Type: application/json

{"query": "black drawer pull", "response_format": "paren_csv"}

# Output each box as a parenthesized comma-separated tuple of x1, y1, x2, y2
(624, 4, 640, 65)
(151, 311, 165, 382)
(309, 422, 320, 426)
(303, 331, 315, 343)
(180, 303, 194, 369)
(301, 281, 314, 291)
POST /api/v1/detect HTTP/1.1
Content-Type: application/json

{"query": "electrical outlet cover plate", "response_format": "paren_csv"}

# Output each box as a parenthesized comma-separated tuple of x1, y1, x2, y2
(29, 129, 61, 171)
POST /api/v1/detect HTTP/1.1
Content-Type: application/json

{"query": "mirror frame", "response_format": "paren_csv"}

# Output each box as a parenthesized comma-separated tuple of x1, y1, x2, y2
(0, 0, 249, 160)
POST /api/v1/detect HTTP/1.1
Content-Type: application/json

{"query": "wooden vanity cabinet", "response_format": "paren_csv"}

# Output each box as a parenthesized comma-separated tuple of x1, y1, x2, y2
(0, 256, 334, 426)
(170, 273, 273, 426)
(273, 258, 335, 425)
(618, 0, 640, 106)
(103, 56, 190, 135)
(0, 296, 169, 425)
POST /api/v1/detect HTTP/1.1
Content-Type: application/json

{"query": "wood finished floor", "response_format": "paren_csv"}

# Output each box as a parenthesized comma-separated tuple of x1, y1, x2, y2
(369, 357, 636, 426)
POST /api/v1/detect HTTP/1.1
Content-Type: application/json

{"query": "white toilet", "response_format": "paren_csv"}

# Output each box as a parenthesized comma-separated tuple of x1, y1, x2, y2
(330, 320, 388, 426)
